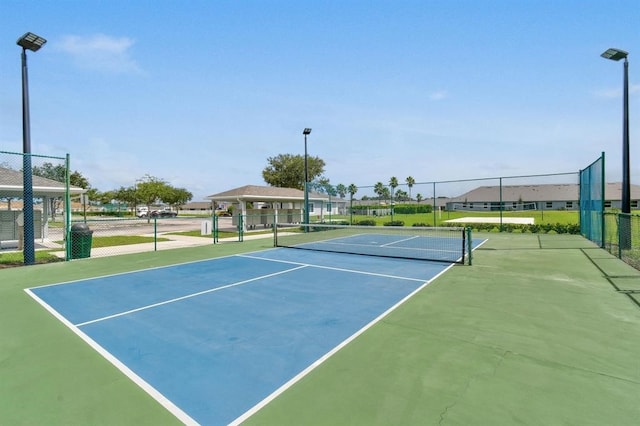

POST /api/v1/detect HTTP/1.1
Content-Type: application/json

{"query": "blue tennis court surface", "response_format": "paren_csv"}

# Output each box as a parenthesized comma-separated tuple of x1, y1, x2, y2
(26, 247, 469, 425)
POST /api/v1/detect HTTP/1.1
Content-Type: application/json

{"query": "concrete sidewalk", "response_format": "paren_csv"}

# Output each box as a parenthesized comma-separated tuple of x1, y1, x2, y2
(83, 232, 275, 258)
(0, 231, 276, 259)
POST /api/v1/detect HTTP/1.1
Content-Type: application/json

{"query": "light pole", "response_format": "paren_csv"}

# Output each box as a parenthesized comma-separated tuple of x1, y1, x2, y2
(601, 48, 631, 249)
(17, 32, 47, 265)
(303, 128, 312, 226)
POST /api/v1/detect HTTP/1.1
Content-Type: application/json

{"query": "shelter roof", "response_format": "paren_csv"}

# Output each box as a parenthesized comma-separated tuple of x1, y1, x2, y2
(0, 166, 85, 198)
(207, 185, 330, 203)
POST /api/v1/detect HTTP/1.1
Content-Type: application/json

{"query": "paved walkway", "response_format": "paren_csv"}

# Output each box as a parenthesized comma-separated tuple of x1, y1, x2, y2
(1, 231, 275, 259)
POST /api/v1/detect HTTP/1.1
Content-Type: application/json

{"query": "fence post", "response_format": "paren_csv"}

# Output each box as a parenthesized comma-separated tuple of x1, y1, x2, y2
(65, 153, 72, 261)
(466, 227, 473, 266)
(618, 214, 623, 259)
(213, 214, 218, 243)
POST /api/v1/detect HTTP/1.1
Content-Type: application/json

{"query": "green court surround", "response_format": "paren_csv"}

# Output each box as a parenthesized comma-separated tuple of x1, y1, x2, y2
(1, 233, 639, 425)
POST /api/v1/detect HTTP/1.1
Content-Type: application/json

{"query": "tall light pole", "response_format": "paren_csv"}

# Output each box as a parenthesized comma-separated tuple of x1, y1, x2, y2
(17, 32, 47, 265)
(601, 48, 631, 249)
(303, 128, 312, 225)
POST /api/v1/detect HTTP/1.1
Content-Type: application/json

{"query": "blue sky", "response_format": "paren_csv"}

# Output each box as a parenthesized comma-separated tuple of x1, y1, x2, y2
(1, 0, 638, 201)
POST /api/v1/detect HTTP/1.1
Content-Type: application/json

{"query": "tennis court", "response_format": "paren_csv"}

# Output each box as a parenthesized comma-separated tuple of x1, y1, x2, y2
(2, 232, 640, 425)
(23, 230, 483, 425)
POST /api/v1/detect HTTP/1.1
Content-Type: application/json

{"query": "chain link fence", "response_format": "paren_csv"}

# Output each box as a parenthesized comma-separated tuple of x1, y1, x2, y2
(603, 212, 640, 270)
(60, 216, 224, 259)
(0, 150, 71, 254)
(5, 149, 639, 270)
(347, 171, 580, 230)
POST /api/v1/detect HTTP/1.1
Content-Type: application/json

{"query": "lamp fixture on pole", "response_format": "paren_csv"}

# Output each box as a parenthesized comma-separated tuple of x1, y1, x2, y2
(303, 128, 312, 226)
(601, 47, 631, 249)
(17, 32, 47, 265)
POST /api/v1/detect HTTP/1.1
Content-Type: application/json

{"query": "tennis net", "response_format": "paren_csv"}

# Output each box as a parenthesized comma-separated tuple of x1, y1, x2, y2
(274, 223, 471, 264)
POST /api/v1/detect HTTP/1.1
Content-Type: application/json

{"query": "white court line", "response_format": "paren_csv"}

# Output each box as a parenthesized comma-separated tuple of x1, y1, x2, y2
(25, 247, 470, 425)
(28, 252, 246, 291)
(237, 253, 427, 283)
(230, 260, 457, 425)
(24, 288, 200, 426)
(299, 239, 460, 255)
(75, 264, 307, 327)
(380, 235, 421, 247)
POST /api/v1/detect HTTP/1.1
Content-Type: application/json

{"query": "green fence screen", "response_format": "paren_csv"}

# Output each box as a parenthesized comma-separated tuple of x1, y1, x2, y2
(580, 153, 605, 247)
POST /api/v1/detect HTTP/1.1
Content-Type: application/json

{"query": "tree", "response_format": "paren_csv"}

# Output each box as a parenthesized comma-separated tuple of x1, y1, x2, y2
(416, 193, 423, 203)
(32, 162, 65, 182)
(32, 164, 91, 187)
(98, 190, 117, 205)
(348, 184, 358, 224)
(262, 154, 325, 190)
(380, 187, 391, 203)
(336, 184, 347, 199)
(136, 175, 171, 208)
(163, 187, 193, 212)
(31, 163, 94, 220)
(311, 176, 334, 195)
(107, 176, 192, 218)
(114, 186, 137, 207)
(395, 189, 409, 201)
(70, 171, 90, 189)
(374, 182, 385, 200)
(405, 176, 415, 200)
(348, 184, 358, 199)
(389, 176, 398, 209)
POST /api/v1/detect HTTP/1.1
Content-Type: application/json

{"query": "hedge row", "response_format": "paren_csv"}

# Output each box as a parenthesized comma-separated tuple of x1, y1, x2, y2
(459, 222, 581, 234)
(350, 204, 433, 214)
(350, 221, 580, 234)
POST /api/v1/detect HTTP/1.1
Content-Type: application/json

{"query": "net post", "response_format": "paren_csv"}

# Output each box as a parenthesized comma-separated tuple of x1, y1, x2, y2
(466, 226, 472, 265)
(600, 152, 605, 248)
(154, 217, 158, 251)
(238, 214, 244, 242)
(213, 214, 219, 244)
(65, 153, 72, 261)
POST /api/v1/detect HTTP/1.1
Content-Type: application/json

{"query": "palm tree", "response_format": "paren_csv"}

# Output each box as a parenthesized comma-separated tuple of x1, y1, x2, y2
(336, 183, 347, 199)
(374, 182, 385, 200)
(389, 176, 398, 202)
(406, 176, 415, 200)
(348, 183, 358, 198)
(416, 193, 423, 203)
(395, 189, 409, 201)
(389, 177, 398, 220)
(348, 184, 358, 224)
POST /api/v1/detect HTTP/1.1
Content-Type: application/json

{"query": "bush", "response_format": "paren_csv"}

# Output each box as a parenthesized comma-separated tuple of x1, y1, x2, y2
(393, 204, 433, 214)
(383, 220, 405, 226)
(331, 220, 350, 225)
(450, 222, 580, 234)
(355, 219, 376, 226)
(412, 222, 429, 227)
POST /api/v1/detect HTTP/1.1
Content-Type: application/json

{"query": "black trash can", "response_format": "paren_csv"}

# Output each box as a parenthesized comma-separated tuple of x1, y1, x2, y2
(71, 223, 93, 259)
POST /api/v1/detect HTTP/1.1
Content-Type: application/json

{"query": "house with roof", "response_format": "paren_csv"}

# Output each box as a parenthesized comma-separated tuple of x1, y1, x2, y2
(444, 182, 640, 211)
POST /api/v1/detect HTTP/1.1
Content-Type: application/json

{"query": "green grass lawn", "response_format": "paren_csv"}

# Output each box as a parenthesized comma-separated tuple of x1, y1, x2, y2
(0, 235, 173, 266)
(336, 209, 580, 227)
(90, 235, 171, 248)
(0, 250, 62, 266)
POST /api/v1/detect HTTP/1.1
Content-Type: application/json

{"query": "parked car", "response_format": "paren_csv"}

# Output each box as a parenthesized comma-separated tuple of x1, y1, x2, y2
(150, 209, 177, 218)
(136, 206, 149, 218)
